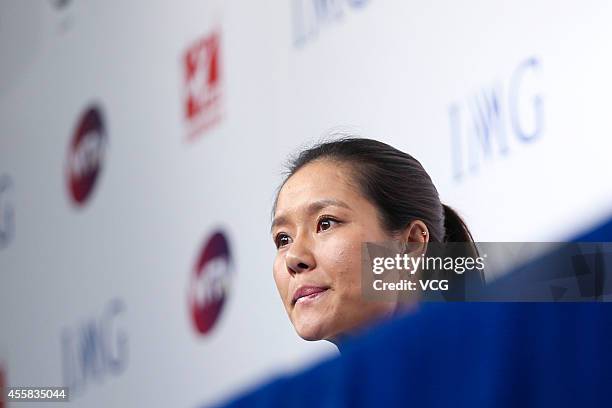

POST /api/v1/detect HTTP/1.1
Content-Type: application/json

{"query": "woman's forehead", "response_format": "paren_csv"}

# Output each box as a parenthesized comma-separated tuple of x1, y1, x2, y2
(287, 159, 357, 190)
(277, 162, 359, 208)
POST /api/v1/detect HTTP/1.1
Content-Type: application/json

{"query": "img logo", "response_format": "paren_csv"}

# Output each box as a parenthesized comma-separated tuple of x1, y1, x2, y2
(183, 30, 223, 141)
(66, 105, 107, 206)
(449, 57, 544, 181)
(188, 230, 233, 336)
(0, 174, 14, 250)
(292, 0, 370, 47)
(61, 298, 128, 398)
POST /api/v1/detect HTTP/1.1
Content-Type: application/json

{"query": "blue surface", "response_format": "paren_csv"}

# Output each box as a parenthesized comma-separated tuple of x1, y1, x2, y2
(211, 214, 612, 408)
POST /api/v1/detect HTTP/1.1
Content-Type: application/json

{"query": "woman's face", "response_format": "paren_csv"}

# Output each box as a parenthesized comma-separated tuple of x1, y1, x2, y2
(271, 159, 398, 342)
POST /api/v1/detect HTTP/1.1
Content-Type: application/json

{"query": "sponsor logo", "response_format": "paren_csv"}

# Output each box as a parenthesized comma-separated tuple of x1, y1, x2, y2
(449, 57, 544, 181)
(183, 30, 223, 140)
(0, 174, 14, 250)
(188, 231, 233, 336)
(66, 105, 107, 206)
(61, 298, 128, 397)
(292, 0, 370, 47)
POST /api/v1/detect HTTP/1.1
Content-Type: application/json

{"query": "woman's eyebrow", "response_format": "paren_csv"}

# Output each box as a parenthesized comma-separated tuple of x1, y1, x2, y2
(270, 199, 351, 233)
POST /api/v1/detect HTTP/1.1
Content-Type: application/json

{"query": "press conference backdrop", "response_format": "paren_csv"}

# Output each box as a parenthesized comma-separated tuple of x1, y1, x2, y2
(1, 1, 612, 407)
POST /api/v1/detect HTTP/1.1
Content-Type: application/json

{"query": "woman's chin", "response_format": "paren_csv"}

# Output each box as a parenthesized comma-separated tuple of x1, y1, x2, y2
(293, 317, 330, 341)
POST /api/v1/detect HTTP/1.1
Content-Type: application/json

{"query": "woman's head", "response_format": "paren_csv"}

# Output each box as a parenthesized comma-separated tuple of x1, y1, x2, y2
(270, 137, 476, 344)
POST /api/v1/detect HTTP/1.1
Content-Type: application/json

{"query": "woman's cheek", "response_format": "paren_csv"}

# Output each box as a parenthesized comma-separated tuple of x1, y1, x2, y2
(272, 258, 289, 300)
(320, 238, 347, 271)
(323, 235, 361, 289)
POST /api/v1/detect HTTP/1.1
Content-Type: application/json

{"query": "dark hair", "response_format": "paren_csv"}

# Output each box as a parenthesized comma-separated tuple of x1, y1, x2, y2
(273, 137, 475, 245)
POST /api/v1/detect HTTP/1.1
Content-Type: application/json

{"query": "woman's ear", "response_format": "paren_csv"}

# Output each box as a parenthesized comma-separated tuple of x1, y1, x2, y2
(401, 220, 429, 256)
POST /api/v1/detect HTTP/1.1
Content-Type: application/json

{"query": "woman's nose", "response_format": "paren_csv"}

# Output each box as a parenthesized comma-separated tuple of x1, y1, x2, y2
(285, 236, 315, 274)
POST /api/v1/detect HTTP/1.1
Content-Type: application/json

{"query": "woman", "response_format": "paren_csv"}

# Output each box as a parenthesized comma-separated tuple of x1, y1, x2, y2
(270, 137, 480, 350)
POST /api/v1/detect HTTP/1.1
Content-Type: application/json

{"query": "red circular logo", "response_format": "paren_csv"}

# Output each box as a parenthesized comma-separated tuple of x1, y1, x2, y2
(188, 231, 233, 335)
(66, 105, 107, 206)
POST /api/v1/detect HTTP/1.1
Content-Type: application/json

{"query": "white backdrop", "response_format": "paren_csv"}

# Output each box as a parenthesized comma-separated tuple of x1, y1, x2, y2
(1, 1, 612, 407)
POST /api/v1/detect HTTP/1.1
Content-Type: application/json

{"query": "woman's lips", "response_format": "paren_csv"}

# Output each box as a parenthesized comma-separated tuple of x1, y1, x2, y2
(292, 286, 329, 305)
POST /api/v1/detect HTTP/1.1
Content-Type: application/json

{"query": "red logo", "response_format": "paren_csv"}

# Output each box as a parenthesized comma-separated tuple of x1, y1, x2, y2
(183, 30, 223, 140)
(188, 231, 233, 335)
(66, 105, 107, 206)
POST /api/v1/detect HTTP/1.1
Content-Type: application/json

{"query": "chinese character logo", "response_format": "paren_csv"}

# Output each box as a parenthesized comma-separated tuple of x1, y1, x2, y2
(183, 30, 223, 140)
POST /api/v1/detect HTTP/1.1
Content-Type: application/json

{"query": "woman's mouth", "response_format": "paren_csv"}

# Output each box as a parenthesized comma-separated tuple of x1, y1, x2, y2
(292, 286, 330, 306)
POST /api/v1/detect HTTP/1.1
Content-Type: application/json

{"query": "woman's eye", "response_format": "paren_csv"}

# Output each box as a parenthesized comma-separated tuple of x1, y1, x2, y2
(317, 217, 339, 232)
(275, 233, 291, 249)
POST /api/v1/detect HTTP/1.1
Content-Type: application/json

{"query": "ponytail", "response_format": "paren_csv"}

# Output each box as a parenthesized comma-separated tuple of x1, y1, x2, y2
(441, 204, 485, 285)
(442, 204, 475, 243)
